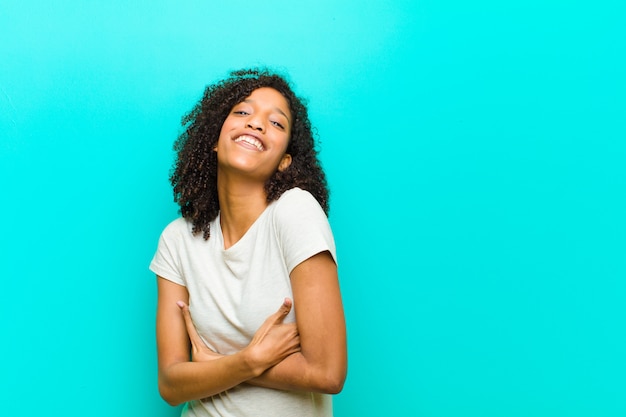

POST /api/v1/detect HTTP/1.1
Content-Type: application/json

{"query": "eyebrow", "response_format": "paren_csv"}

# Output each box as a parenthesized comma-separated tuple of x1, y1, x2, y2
(243, 99, 291, 123)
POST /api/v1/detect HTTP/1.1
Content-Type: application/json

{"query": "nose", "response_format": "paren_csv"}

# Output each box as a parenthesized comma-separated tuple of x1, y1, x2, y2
(246, 115, 265, 133)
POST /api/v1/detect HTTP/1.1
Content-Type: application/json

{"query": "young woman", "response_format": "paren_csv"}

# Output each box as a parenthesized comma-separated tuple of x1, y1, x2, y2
(150, 69, 347, 417)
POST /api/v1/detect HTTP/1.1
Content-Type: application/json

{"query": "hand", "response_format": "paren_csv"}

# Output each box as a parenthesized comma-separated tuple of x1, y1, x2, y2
(244, 298, 301, 373)
(177, 301, 223, 362)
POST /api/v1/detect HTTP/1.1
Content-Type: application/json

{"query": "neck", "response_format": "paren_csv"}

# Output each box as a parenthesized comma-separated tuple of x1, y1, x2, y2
(217, 171, 268, 249)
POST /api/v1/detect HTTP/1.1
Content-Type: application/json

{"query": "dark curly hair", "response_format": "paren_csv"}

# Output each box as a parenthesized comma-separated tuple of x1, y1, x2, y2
(170, 68, 329, 240)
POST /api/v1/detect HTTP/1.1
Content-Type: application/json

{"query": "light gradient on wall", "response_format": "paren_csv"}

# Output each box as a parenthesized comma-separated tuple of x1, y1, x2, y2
(1, 1, 624, 416)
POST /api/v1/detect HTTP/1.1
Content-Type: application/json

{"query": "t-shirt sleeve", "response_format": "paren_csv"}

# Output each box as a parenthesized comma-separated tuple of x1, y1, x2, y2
(149, 219, 186, 286)
(273, 188, 337, 273)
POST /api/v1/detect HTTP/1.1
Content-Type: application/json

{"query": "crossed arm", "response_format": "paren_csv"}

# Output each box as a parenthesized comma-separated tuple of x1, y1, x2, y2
(156, 251, 347, 405)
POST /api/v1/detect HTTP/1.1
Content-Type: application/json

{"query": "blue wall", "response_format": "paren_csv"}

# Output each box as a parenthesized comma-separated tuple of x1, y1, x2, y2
(1, 1, 625, 416)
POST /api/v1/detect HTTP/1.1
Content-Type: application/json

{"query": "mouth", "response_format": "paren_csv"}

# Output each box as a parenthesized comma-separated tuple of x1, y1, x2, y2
(233, 135, 265, 151)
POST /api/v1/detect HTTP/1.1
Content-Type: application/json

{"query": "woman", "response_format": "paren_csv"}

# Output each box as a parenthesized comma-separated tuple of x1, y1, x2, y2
(150, 68, 347, 417)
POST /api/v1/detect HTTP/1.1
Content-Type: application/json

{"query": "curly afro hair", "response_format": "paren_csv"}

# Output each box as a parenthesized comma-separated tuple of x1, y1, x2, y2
(170, 68, 329, 240)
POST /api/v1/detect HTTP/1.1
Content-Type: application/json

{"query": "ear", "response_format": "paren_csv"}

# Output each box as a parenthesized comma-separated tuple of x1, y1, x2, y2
(278, 154, 292, 172)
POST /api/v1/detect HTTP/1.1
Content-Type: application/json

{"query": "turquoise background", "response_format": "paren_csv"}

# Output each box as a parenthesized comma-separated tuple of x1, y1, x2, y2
(1, 1, 625, 416)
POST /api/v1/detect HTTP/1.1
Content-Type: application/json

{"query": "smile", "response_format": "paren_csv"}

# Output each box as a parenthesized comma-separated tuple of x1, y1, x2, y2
(234, 135, 265, 151)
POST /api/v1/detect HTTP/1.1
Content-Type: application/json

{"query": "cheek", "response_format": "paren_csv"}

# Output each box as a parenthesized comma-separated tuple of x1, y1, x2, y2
(217, 119, 235, 147)
(219, 118, 234, 135)
(278, 131, 291, 151)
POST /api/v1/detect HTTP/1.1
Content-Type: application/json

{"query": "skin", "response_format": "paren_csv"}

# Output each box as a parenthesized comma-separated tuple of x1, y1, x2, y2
(156, 87, 347, 405)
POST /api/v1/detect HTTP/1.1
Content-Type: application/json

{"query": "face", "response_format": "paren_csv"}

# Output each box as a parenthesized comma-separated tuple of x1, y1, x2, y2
(215, 87, 292, 181)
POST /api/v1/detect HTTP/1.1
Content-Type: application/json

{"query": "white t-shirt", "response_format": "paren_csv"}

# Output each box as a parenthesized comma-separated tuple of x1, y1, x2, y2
(150, 188, 337, 417)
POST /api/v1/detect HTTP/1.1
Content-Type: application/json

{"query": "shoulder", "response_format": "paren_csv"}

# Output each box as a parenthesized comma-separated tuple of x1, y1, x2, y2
(270, 187, 332, 235)
(161, 217, 191, 234)
(158, 217, 195, 242)
(270, 188, 337, 272)
(151, 218, 195, 285)
(273, 187, 326, 216)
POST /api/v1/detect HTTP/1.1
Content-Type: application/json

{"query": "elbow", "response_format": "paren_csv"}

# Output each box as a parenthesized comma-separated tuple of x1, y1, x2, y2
(159, 387, 181, 407)
(317, 368, 347, 394)
(322, 379, 344, 395)
(158, 378, 184, 407)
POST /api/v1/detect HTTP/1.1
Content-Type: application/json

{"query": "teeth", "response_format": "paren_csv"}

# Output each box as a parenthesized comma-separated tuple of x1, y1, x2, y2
(234, 135, 264, 151)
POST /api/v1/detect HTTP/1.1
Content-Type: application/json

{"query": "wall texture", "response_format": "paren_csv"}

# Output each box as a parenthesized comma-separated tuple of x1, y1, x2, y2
(1, 1, 625, 416)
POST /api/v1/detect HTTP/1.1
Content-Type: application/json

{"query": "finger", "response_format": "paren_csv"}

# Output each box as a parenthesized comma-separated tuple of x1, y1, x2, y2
(176, 301, 206, 349)
(272, 297, 292, 323)
(250, 298, 294, 346)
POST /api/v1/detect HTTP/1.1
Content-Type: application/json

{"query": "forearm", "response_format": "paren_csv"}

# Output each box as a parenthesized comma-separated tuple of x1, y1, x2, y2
(247, 351, 346, 394)
(158, 296, 300, 405)
(159, 350, 262, 405)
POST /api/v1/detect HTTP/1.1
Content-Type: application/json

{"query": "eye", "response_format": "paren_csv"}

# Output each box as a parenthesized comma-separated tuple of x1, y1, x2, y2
(271, 120, 285, 130)
(231, 103, 251, 116)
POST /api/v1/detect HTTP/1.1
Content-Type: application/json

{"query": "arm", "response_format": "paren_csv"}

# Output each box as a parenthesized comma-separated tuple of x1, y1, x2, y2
(156, 276, 300, 405)
(248, 250, 347, 393)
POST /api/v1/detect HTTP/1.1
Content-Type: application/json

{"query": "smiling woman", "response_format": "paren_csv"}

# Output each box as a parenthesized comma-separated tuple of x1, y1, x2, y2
(149, 69, 347, 417)
(216, 88, 293, 189)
